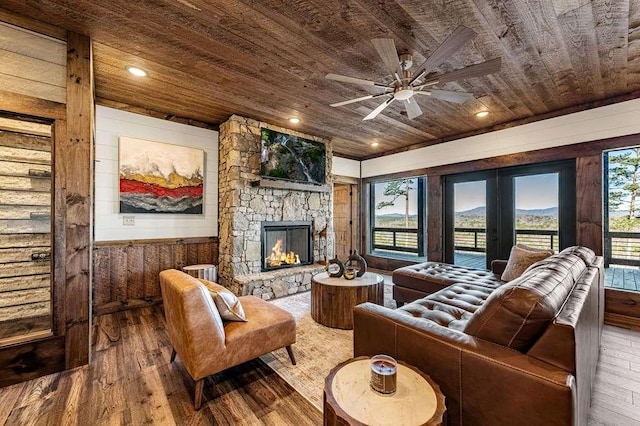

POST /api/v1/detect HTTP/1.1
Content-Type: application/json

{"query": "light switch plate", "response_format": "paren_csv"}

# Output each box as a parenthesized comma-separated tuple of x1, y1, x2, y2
(123, 216, 135, 226)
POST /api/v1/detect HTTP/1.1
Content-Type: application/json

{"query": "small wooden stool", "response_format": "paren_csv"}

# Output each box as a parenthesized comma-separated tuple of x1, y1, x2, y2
(182, 264, 217, 282)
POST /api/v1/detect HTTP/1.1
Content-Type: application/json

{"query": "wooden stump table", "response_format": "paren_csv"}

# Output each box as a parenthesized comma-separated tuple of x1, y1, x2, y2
(311, 272, 384, 330)
(324, 357, 446, 426)
(182, 264, 217, 282)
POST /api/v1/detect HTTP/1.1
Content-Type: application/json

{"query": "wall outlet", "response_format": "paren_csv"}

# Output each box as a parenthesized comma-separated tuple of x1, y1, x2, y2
(123, 216, 135, 226)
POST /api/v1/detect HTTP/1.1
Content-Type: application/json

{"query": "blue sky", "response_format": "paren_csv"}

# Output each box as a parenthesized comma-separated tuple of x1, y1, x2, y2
(373, 179, 418, 215)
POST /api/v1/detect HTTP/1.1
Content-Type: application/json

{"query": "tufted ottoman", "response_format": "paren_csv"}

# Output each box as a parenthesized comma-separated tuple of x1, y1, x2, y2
(392, 262, 504, 306)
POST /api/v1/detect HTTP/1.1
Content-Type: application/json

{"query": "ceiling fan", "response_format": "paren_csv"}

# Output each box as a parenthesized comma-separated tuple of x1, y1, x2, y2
(325, 26, 502, 121)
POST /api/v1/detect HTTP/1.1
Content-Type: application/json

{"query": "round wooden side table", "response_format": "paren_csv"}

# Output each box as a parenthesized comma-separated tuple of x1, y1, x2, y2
(182, 264, 217, 282)
(311, 272, 384, 330)
(324, 357, 446, 426)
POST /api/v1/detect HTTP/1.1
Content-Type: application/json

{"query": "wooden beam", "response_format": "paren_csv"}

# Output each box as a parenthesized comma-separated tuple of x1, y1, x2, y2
(63, 32, 93, 369)
(0, 90, 64, 120)
(427, 175, 443, 262)
(576, 155, 603, 255)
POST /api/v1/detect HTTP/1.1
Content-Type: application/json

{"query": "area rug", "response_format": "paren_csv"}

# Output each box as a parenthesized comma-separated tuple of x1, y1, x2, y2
(261, 278, 395, 410)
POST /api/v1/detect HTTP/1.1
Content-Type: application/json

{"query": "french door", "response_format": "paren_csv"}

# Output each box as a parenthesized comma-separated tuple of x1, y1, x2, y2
(444, 161, 576, 269)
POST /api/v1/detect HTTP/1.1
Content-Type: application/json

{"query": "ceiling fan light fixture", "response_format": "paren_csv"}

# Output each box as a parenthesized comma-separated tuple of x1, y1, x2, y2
(288, 117, 300, 124)
(475, 111, 489, 118)
(126, 66, 148, 77)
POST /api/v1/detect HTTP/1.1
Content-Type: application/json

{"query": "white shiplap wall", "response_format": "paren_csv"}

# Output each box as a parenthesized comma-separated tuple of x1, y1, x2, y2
(0, 22, 66, 103)
(95, 105, 218, 241)
(332, 156, 360, 178)
(362, 98, 640, 177)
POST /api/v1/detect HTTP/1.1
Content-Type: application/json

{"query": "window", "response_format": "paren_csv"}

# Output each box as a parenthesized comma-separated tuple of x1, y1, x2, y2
(369, 177, 426, 259)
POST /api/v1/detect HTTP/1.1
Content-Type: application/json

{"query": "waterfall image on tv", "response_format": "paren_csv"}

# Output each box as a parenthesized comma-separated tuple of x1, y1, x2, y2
(260, 128, 326, 184)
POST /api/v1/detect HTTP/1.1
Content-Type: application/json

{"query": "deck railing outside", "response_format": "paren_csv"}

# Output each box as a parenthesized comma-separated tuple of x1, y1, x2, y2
(606, 231, 640, 267)
(372, 227, 420, 254)
(454, 228, 559, 252)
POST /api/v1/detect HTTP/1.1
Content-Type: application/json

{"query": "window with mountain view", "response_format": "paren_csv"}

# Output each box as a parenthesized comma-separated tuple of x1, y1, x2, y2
(605, 147, 640, 292)
(370, 177, 426, 259)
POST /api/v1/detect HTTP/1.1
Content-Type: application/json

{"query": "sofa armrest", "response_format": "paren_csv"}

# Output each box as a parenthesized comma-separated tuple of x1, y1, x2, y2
(353, 303, 576, 426)
(490, 259, 508, 275)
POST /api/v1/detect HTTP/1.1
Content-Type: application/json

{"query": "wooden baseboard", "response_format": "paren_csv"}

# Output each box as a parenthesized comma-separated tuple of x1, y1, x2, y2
(604, 312, 640, 331)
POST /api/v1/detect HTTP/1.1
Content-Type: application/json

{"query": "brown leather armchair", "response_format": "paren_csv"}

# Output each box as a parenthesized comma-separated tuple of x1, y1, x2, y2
(159, 269, 297, 409)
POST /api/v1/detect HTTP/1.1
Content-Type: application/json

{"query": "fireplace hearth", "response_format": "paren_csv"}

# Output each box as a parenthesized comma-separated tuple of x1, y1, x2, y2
(261, 221, 313, 272)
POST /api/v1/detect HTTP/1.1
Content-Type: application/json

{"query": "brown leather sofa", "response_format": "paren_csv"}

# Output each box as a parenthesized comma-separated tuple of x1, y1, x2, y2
(354, 246, 604, 426)
(159, 269, 297, 409)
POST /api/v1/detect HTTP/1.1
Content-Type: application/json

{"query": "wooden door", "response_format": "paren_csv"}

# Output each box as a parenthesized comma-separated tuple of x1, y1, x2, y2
(334, 184, 358, 260)
(0, 118, 52, 342)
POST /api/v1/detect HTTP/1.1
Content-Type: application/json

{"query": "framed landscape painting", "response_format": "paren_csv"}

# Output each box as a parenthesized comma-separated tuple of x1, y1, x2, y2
(118, 137, 205, 214)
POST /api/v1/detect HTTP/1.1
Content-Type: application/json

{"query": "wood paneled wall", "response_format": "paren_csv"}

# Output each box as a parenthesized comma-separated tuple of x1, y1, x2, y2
(93, 237, 218, 316)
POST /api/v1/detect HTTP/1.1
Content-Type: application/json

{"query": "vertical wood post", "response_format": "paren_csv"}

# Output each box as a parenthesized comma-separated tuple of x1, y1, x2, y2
(64, 31, 93, 368)
(427, 175, 443, 262)
(576, 155, 603, 255)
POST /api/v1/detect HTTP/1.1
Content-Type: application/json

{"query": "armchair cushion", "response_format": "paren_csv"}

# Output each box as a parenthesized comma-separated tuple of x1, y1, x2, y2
(200, 279, 247, 322)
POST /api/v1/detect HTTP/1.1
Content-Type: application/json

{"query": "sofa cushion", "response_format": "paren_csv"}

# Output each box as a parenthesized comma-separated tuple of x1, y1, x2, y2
(200, 279, 247, 322)
(501, 245, 553, 282)
(464, 251, 587, 352)
(393, 262, 503, 294)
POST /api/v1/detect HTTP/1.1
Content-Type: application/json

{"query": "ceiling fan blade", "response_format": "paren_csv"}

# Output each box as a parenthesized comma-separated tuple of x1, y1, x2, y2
(410, 26, 477, 84)
(363, 97, 395, 120)
(371, 38, 403, 79)
(417, 89, 475, 104)
(404, 98, 423, 120)
(437, 57, 502, 83)
(330, 93, 389, 107)
(325, 73, 387, 88)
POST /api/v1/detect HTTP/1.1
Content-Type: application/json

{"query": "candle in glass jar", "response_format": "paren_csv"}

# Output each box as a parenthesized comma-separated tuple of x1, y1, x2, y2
(370, 355, 397, 395)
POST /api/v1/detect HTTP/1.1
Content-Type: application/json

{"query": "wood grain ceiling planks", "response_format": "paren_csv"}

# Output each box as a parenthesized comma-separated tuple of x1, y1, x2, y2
(1, 1, 640, 159)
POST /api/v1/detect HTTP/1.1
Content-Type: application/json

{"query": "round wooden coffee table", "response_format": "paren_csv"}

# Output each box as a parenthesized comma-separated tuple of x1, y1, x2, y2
(311, 272, 384, 330)
(324, 357, 446, 426)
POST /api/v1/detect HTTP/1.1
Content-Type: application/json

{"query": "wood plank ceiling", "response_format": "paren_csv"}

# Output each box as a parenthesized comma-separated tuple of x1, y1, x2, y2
(1, 1, 639, 159)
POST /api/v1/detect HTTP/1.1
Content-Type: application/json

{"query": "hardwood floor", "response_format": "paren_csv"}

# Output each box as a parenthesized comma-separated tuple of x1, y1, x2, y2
(0, 304, 639, 425)
(0, 306, 322, 425)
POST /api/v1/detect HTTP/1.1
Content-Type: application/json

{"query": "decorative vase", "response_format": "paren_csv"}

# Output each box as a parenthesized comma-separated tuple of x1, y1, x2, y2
(346, 250, 367, 277)
(326, 256, 344, 278)
(343, 267, 356, 280)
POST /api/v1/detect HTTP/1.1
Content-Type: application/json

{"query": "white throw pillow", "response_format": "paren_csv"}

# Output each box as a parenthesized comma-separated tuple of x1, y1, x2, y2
(199, 279, 247, 322)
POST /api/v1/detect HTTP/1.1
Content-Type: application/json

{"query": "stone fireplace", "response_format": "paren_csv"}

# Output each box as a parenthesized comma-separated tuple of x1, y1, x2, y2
(261, 221, 313, 271)
(218, 115, 334, 300)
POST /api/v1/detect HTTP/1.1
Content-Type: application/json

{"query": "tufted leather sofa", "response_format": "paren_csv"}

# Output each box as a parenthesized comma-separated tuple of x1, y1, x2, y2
(354, 246, 604, 426)
(392, 261, 505, 306)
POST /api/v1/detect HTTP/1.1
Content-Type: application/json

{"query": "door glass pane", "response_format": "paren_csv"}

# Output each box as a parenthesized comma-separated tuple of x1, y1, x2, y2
(0, 117, 52, 343)
(454, 181, 486, 269)
(514, 173, 559, 252)
(605, 147, 640, 292)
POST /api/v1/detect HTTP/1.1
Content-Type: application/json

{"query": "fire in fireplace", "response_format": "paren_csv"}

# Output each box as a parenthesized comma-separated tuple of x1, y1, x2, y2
(261, 221, 313, 271)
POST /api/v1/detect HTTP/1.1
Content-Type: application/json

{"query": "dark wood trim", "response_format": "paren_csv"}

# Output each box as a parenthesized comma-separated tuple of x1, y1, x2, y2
(94, 236, 218, 248)
(251, 178, 331, 193)
(0, 336, 65, 388)
(604, 312, 640, 331)
(361, 91, 640, 161)
(332, 175, 360, 185)
(63, 32, 93, 369)
(362, 133, 640, 183)
(605, 288, 640, 319)
(0, 7, 67, 40)
(0, 90, 65, 120)
(96, 98, 219, 131)
(576, 155, 603, 255)
(427, 176, 443, 262)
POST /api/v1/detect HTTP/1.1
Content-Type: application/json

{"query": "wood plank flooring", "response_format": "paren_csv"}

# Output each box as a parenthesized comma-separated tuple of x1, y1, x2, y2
(0, 306, 322, 425)
(605, 266, 640, 291)
(0, 304, 639, 425)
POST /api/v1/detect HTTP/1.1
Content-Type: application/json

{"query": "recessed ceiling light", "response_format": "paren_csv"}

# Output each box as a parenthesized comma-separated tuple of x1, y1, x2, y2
(126, 66, 148, 77)
(475, 111, 489, 118)
(288, 117, 300, 124)
(371, 142, 379, 147)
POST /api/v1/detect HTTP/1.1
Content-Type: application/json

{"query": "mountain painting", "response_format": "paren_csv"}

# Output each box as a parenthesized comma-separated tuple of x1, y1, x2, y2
(119, 137, 204, 214)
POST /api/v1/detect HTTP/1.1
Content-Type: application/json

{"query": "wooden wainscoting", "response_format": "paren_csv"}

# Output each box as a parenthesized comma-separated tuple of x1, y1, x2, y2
(93, 237, 218, 316)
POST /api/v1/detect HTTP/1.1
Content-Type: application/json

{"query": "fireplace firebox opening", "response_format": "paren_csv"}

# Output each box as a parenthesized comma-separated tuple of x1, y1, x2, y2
(261, 221, 313, 272)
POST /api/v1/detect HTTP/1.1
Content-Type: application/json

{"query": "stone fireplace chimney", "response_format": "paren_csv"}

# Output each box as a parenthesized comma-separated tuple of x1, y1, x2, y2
(218, 115, 334, 299)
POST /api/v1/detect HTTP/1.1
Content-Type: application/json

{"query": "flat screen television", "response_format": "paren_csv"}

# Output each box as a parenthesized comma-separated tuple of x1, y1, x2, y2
(260, 128, 326, 185)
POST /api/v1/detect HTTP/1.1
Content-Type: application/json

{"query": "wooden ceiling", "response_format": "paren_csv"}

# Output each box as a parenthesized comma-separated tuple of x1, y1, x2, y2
(1, 1, 639, 159)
